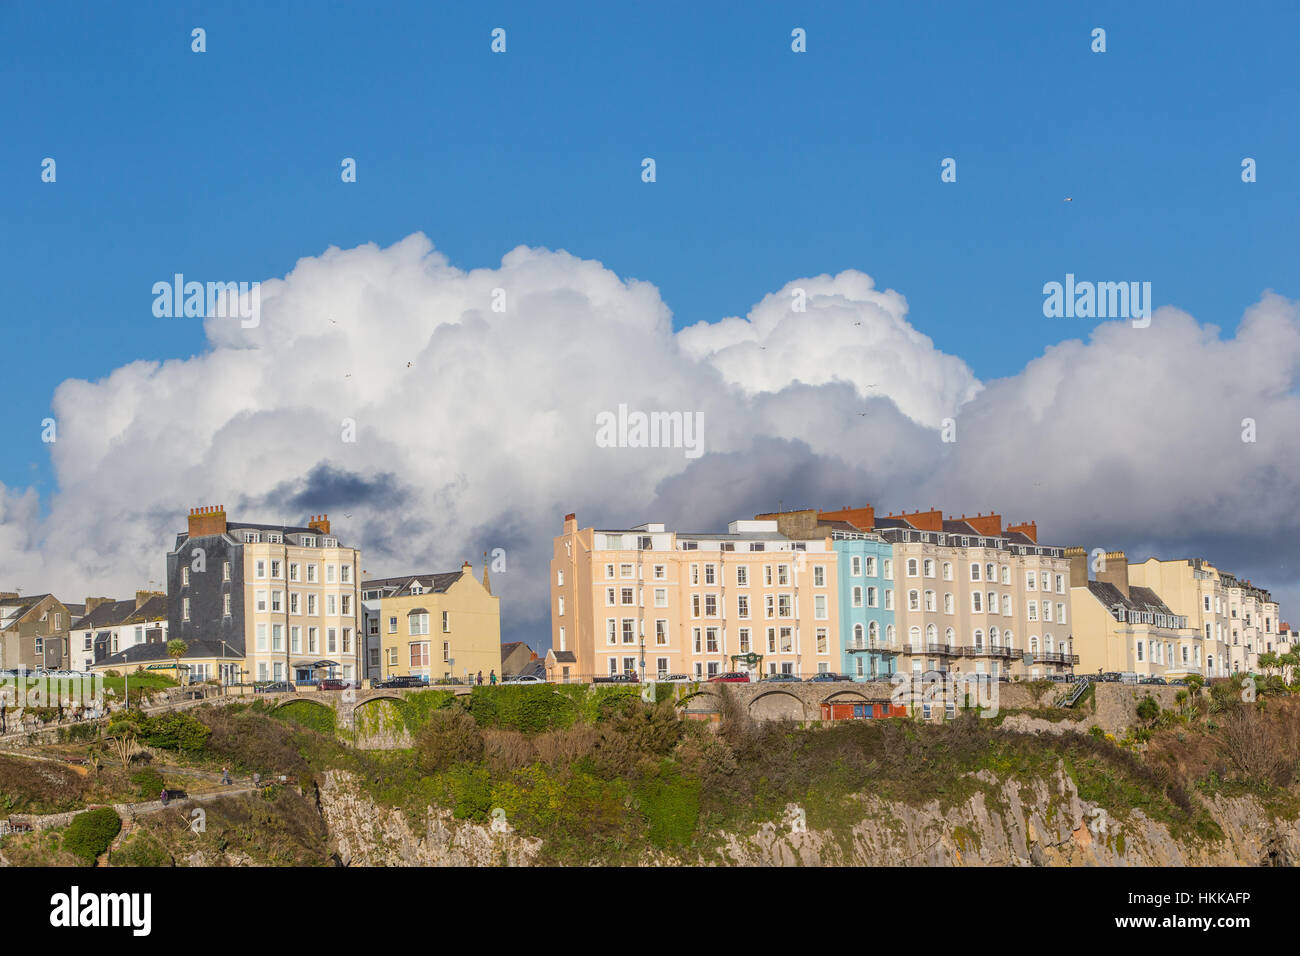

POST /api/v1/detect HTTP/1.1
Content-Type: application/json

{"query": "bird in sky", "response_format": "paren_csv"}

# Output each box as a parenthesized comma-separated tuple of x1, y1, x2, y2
(1064, 197, 1073, 202)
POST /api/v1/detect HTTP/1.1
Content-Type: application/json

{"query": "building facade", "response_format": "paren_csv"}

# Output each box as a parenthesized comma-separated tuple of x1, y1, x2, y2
(0, 593, 74, 672)
(166, 506, 362, 685)
(550, 514, 841, 681)
(70, 592, 166, 672)
(816, 506, 1077, 679)
(362, 563, 500, 683)
(1068, 550, 1199, 678)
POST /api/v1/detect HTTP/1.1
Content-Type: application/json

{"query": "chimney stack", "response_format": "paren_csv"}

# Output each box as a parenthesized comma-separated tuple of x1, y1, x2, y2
(85, 596, 113, 613)
(187, 504, 227, 539)
(135, 589, 163, 610)
(1096, 550, 1130, 598)
(308, 513, 331, 535)
(1063, 547, 1088, 588)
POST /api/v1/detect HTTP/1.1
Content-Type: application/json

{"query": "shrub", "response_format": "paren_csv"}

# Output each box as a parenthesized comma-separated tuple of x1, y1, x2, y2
(274, 701, 336, 736)
(1136, 696, 1160, 722)
(63, 808, 122, 865)
(113, 831, 171, 867)
(140, 711, 211, 751)
(414, 710, 484, 772)
(130, 768, 166, 800)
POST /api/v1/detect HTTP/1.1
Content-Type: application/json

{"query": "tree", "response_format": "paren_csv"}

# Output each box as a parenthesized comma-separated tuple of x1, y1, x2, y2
(102, 709, 144, 771)
(167, 639, 189, 686)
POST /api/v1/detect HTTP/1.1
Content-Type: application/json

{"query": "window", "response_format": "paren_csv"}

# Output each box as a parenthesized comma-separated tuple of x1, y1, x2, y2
(410, 642, 429, 668)
(409, 611, 429, 636)
(306, 564, 317, 583)
(971, 592, 982, 612)
(442, 610, 450, 633)
(942, 562, 952, 580)
(256, 591, 267, 612)
(270, 560, 281, 579)
(223, 593, 231, 617)
(853, 586, 864, 608)
(271, 590, 282, 612)
(851, 556, 863, 576)
(908, 590, 920, 611)
(556, 569, 565, 586)
(222, 561, 231, 582)
(944, 592, 954, 614)
(924, 590, 936, 612)
(970, 563, 981, 581)
(257, 623, 267, 651)
(272, 624, 283, 651)
(1027, 601, 1038, 621)
(814, 565, 825, 587)
(656, 620, 668, 645)
(864, 556, 876, 576)
(341, 565, 351, 584)
(815, 595, 827, 619)
(866, 586, 878, 607)
(1001, 566, 1010, 585)
(621, 563, 634, 579)
(738, 627, 750, 653)
(654, 564, 666, 580)
(736, 566, 748, 587)
(924, 559, 935, 577)
(622, 619, 636, 644)
(816, 628, 828, 654)
(388, 615, 397, 633)
(737, 595, 749, 618)
(289, 592, 300, 614)
(907, 558, 919, 577)
(1026, 571, 1036, 590)
(182, 598, 191, 621)
(309, 627, 319, 653)
(987, 591, 997, 614)
(289, 563, 300, 582)
(654, 588, 668, 608)
(328, 628, 337, 653)
(182, 567, 190, 587)
(327, 594, 337, 615)
(326, 565, 337, 584)
(255, 560, 266, 579)
(442, 640, 450, 662)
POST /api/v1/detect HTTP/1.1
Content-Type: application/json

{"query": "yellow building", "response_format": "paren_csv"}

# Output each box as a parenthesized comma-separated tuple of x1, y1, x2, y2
(1067, 549, 1200, 679)
(362, 563, 500, 683)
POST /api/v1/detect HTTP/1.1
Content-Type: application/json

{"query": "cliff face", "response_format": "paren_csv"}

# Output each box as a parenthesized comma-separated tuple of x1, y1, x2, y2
(703, 767, 1298, 867)
(315, 770, 542, 867)
(315, 766, 1297, 867)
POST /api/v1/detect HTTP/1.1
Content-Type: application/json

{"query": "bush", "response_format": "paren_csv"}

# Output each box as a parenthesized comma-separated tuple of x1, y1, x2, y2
(130, 768, 166, 800)
(1136, 696, 1160, 722)
(140, 711, 211, 752)
(113, 831, 171, 867)
(63, 808, 122, 865)
(274, 701, 336, 736)
(414, 710, 484, 772)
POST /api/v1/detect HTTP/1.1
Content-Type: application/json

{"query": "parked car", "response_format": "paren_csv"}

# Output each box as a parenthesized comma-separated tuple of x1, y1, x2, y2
(657, 673, 693, 683)
(708, 672, 751, 683)
(158, 788, 188, 804)
(761, 673, 803, 682)
(502, 674, 547, 684)
(373, 675, 426, 689)
(592, 673, 640, 684)
(318, 679, 358, 691)
(1168, 679, 1189, 686)
(806, 673, 842, 682)
(254, 681, 295, 694)
(1098, 672, 1123, 683)
(1139, 676, 1167, 685)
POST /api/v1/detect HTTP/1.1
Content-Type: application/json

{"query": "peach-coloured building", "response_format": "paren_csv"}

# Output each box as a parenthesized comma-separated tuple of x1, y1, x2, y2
(550, 513, 840, 681)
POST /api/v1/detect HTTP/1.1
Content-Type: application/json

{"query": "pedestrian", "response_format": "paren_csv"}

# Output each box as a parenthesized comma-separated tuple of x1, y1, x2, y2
(160, 788, 169, 806)
(253, 772, 261, 788)
(476, 671, 483, 686)
(489, 670, 497, 686)
(221, 766, 231, 786)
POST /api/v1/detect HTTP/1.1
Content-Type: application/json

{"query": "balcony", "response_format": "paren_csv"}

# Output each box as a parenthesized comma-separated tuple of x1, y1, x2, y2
(963, 645, 1017, 659)
(1032, 651, 1080, 665)
(846, 641, 899, 655)
(902, 643, 961, 657)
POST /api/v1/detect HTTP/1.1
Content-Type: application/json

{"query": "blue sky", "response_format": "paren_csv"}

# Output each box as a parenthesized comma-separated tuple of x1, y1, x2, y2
(4, 0, 1298, 502)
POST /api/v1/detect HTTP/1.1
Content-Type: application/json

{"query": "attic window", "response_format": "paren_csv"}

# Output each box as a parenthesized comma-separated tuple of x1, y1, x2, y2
(411, 584, 423, 595)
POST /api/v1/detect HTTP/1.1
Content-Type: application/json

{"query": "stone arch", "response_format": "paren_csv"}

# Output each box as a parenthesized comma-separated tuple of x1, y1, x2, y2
(748, 690, 806, 721)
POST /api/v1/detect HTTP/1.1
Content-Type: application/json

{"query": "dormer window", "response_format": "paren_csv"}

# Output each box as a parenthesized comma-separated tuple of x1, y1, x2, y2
(410, 584, 423, 596)
(303, 535, 316, 547)
(323, 537, 337, 548)
(244, 531, 259, 543)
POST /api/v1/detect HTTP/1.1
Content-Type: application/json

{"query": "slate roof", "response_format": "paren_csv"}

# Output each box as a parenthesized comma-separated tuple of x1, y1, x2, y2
(96, 639, 242, 668)
(361, 571, 465, 597)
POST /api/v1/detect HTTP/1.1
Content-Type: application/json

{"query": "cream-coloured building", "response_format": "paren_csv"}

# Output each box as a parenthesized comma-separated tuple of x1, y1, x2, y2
(550, 513, 841, 681)
(1128, 556, 1280, 677)
(362, 564, 500, 683)
(1068, 550, 1199, 678)
(814, 506, 1077, 679)
(167, 507, 363, 685)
